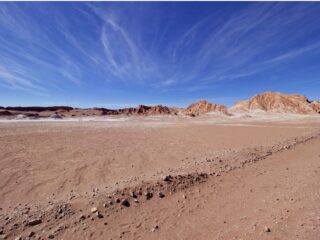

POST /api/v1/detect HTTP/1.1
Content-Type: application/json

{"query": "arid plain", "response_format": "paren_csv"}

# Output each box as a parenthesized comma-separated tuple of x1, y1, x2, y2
(0, 112, 320, 240)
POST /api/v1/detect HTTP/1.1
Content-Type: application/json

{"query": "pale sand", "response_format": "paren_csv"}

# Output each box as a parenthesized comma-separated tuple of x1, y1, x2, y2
(0, 115, 319, 239)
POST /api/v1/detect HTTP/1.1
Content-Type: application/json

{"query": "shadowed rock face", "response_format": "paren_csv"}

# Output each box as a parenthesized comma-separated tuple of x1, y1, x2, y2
(1, 92, 318, 119)
(0, 105, 179, 118)
(4, 106, 74, 112)
(0, 110, 12, 116)
(183, 100, 228, 116)
(311, 101, 320, 113)
(119, 105, 178, 115)
(230, 92, 320, 114)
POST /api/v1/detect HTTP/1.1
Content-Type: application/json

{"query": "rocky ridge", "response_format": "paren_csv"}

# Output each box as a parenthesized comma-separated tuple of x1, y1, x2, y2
(0, 92, 319, 119)
(230, 91, 320, 114)
(182, 100, 228, 116)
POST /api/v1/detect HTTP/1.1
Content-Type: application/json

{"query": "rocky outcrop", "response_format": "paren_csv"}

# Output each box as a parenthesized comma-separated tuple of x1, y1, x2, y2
(182, 100, 228, 116)
(230, 92, 319, 114)
(4, 106, 74, 112)
(119, 105, 178, 115)
(1, 93, 319, 119)
(310, 101, 320, 113)
(0, 110, 12, 116)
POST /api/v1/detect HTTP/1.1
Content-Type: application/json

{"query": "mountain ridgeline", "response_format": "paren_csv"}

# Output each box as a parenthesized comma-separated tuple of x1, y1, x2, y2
(0, 92, 319, 119)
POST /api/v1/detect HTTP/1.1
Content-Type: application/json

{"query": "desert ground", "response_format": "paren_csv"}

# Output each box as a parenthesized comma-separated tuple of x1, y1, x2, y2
(0, 114, 320, 239)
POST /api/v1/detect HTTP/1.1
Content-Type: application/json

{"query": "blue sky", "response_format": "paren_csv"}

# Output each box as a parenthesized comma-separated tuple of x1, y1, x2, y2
(0, 2, 320, 108)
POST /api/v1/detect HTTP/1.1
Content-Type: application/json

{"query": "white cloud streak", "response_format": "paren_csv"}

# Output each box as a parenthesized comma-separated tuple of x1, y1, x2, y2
(0, 2, 319, 95)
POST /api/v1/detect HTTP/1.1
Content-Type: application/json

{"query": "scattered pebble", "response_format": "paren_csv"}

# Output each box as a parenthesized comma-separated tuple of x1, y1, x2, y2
(129, 191, 137, 198)
(157, 192, 165, 198)
(27, 219, 42, 226)
(151, 225, 159, 232)
(96, 211, 104, 218)
(48, 234, 55, 239)
(145, 192, 153, 200)
(120, 199, 130, 207)
(162, 175, 172, 182)
(90, 207, 98, 213)
(264, 226, 271, 232)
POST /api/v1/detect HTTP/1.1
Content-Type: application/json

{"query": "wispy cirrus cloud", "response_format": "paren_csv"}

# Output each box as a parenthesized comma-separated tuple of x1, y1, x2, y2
(0, 2, 320, 101)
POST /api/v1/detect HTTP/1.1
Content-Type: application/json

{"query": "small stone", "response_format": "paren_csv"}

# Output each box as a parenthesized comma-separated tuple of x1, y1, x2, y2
(182, 194, 187, 199)
(28, 231, 35, 237)
(129, 191, 137, 198)
(90, 207, 98, 213)
(96, 211, 104, 218)
(157, 192, 165, 198)
(264, 226, 271, 232)
(79, 214, 86, 220)
(120, 199, 130, 207)
(151, 225, 159, 232)
(145, 192, 153, 200)
(14, 237, 22, 240)
(162, 175, 172, 182)
(48, 234, 55, 239)
(115, 198, 121, 203)
(27, 219, 42, 226)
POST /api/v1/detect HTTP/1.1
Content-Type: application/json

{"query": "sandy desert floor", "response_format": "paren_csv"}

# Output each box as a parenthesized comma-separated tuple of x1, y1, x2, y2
(0, 114, 320, 239)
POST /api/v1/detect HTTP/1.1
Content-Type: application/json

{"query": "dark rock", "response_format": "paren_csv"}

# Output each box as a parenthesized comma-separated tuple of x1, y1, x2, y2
(157, 192, 165, 198)
(129, 191, 137, 198)
(96, 211, 104, 218)
(162, 175, 173, 182)
(151, 225, 159, 232)
(264, 226, 271, 232)
(145, 192, 153, 200)
(120, 199, 130, 207)
(27, 219, 42, 226)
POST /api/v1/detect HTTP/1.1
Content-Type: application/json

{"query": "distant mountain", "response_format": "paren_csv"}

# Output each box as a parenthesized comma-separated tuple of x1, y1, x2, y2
(0, 104, 179, 119)
(1, 92, 319, 119)
(229, 92, 319, 114)
(118, 105, 178, 115)
(182, 100, 228, 116)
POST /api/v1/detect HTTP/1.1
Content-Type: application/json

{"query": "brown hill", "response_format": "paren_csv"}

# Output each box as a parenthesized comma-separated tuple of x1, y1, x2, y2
(310, 101, 320, 113)
(182, 100, 228, 116)
(4, 106, 74, 112)
(230, 92, 319, 114)
(0, 105, 178, 118)
(118, 105, 178, 115)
